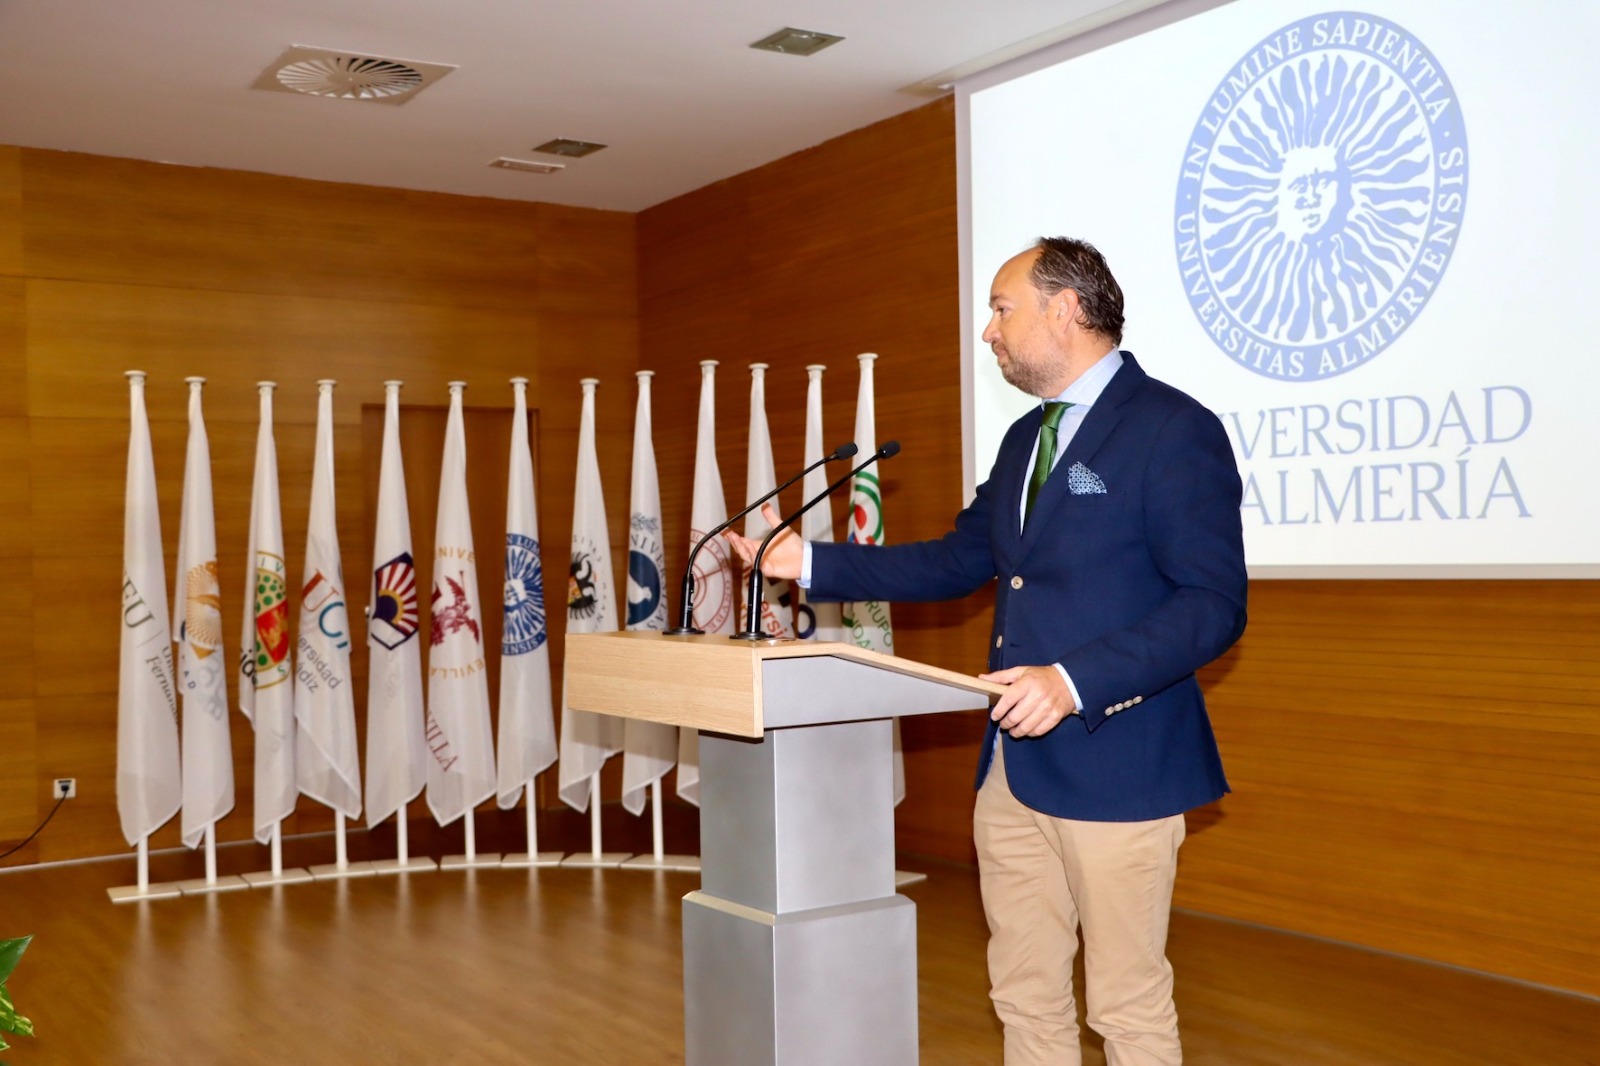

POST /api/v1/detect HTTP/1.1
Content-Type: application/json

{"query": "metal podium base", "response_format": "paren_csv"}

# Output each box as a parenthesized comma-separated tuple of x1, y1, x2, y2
(684, 891, 916, 1066)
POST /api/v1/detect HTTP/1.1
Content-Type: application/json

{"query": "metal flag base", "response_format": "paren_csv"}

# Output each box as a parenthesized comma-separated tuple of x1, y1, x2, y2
(894, 869, 927, 887)
(370, 856, 438, 874)
(439, 852, 503, 869)
(240, 867, 315, 887)
(620, 854, 701, 872)
(176, 875, 250, 895)
(107, 882, 183, 903)
(560, 852, 632, 868)
(500, 851, 566, 868)
(309, 861, 378, 880)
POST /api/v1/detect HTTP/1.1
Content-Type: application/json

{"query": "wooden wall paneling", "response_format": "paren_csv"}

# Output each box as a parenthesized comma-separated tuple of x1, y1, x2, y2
(20, 149, 546, 310)
(0, 147, 20, 278)
(24, 278, 543, 425)
(2, 145, 638, 864)
(0, 697, 37, 845)
(0, 277, 24, 417)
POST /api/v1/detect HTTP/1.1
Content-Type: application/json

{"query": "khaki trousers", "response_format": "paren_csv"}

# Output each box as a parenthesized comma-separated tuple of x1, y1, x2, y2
(973, 746, 1186, 1065)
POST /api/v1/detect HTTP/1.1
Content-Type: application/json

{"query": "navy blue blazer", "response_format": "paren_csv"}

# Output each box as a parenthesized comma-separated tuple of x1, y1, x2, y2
(809, 353, 1246, 821)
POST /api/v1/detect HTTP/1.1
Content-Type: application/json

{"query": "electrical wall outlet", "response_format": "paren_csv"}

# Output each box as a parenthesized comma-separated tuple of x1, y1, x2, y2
(54, 778, 76, 799)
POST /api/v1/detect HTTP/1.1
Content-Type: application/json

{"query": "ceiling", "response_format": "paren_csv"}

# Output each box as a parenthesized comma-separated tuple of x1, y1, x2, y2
(0, 0, 1147, 212)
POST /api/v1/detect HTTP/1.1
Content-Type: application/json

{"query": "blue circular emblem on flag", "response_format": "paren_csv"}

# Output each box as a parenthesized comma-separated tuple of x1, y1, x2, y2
(626, 549, 663, 627)
(502, 532, 546, 655)
(1174, 12, 1467, 381)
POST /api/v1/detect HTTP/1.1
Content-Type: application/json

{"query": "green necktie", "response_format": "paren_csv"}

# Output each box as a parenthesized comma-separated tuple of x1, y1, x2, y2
(1025, 401, 1072, 524)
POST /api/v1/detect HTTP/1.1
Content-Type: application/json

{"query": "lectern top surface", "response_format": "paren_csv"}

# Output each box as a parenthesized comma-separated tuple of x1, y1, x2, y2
(564, 631, 1003, 737)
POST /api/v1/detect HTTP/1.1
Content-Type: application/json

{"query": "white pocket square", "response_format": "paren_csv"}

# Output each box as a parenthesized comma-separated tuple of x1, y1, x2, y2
(1066, 462, 1106, 495)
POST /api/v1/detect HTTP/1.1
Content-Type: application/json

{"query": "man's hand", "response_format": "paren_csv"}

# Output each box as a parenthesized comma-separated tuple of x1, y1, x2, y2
(722, 501, 803, 581)
(979, 665, 1078, 738)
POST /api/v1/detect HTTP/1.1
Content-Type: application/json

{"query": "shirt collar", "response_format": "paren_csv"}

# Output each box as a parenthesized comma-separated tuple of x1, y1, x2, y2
(1043, 348, 1123, 409)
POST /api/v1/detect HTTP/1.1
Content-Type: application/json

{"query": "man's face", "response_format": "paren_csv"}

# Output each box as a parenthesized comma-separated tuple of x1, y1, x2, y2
(983, 251, 1067, 397)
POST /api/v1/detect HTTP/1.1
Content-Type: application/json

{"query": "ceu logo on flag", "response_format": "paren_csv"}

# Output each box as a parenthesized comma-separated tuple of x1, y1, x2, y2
(627, 515, 664, 628)
(250, 551, 291, 686)
(1174, 12, 1467, 381)
(371, 552, 420, 650)
(567, 538, 608, 622)
(502, 532, 547, 654)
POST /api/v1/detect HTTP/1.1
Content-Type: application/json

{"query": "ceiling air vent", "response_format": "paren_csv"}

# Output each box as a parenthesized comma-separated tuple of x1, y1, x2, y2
(489, 157, 566, 175)
(252, 45, 456, 105)
(749, 28, 844, 57)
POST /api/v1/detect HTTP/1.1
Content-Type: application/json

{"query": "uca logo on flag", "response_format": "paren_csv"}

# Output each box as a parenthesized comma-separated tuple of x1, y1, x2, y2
(1174, 12, 1467, 382)
(502, 533, 547, 654)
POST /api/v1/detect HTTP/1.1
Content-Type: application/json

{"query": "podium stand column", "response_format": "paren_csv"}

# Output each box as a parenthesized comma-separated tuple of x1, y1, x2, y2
(684, 718, 916, 1066)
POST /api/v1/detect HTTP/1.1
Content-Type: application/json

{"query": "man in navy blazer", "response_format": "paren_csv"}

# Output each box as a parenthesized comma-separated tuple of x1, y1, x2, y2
(727, 238, 1246, 1065)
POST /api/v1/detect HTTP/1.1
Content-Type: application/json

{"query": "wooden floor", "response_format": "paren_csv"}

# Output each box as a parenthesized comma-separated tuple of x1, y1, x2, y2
(2, 839, 1597, 1064)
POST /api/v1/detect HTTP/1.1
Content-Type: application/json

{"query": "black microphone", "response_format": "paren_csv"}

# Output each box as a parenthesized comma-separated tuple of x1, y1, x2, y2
(665, 441, 858, 635)
(730, 441, 900, 641)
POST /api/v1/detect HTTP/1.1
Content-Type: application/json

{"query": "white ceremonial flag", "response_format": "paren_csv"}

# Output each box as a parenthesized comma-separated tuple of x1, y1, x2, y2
(844, 353, 905, 805)
(240, 382, 296, 843)
(744, 363, 796, 638)
(797, 364, 847, 644)
(620, 371, 676, 816)
(557, 378, 625, 813)
(497, 377, 557, 809)
(425, 382, 497, 826)
(117, 371, 181, 847)
(366, 381, 426, 829)
(293, 381, 361, 819)
(173, 377, 234, 849)
(678, 359, 735, 806)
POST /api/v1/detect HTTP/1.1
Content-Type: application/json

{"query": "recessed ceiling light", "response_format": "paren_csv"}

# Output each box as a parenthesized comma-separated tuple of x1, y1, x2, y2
(532, 138, 608, 158)
(750, 28, 844, 57)
(489, 157, 566, 174)
(252, 45, 455, 105)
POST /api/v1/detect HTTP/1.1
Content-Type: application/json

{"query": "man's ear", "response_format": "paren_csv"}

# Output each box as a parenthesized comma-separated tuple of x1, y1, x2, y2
(1049, 288, 1081, 335)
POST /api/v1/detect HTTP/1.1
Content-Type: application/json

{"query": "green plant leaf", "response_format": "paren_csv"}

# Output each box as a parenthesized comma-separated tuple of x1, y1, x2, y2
(0, 983, 31, 1038)
(0, 939, 28, 987)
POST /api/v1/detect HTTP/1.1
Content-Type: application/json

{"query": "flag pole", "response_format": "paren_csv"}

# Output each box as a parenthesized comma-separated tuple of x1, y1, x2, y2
(108, 371, 186, 903)
(559, 378, 631, 869)
(172, 377, 246, 896)
(496, 377, 564, 869)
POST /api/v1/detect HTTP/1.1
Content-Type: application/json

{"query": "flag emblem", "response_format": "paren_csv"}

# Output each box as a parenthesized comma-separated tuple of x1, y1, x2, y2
(848, 473, 885, 545)
(183, 560, 224, 659)
(626, 514, 664, 628)
(430, 570, 482, 646)
(568, 546, 602, 621)
(689, 531, 733, 632)
(252, 551, 292, 684)
(503, 533, 547, 655)
(371, 552, 420, 650)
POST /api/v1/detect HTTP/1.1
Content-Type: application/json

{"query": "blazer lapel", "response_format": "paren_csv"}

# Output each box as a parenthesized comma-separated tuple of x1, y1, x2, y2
(1016, 354, 1146, 560)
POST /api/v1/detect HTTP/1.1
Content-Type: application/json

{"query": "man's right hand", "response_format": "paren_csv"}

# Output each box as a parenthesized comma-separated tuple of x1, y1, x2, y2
(722, 501, 804, 581)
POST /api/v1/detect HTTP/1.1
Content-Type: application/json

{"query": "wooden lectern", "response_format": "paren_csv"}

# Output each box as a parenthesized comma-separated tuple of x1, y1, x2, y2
(565, 631, 1002, 1066)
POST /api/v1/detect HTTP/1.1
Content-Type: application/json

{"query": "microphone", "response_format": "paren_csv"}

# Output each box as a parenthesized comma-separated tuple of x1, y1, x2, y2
(665, 441, 858, 635)
(730, 441, 900, 641)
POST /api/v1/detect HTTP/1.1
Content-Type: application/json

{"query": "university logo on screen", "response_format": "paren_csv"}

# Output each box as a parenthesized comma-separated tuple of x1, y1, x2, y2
(1174, 12, 1467, 382)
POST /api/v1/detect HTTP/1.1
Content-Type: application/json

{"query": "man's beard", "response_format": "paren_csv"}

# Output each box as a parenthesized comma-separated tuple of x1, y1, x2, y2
(997, 348, 1063, 397)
